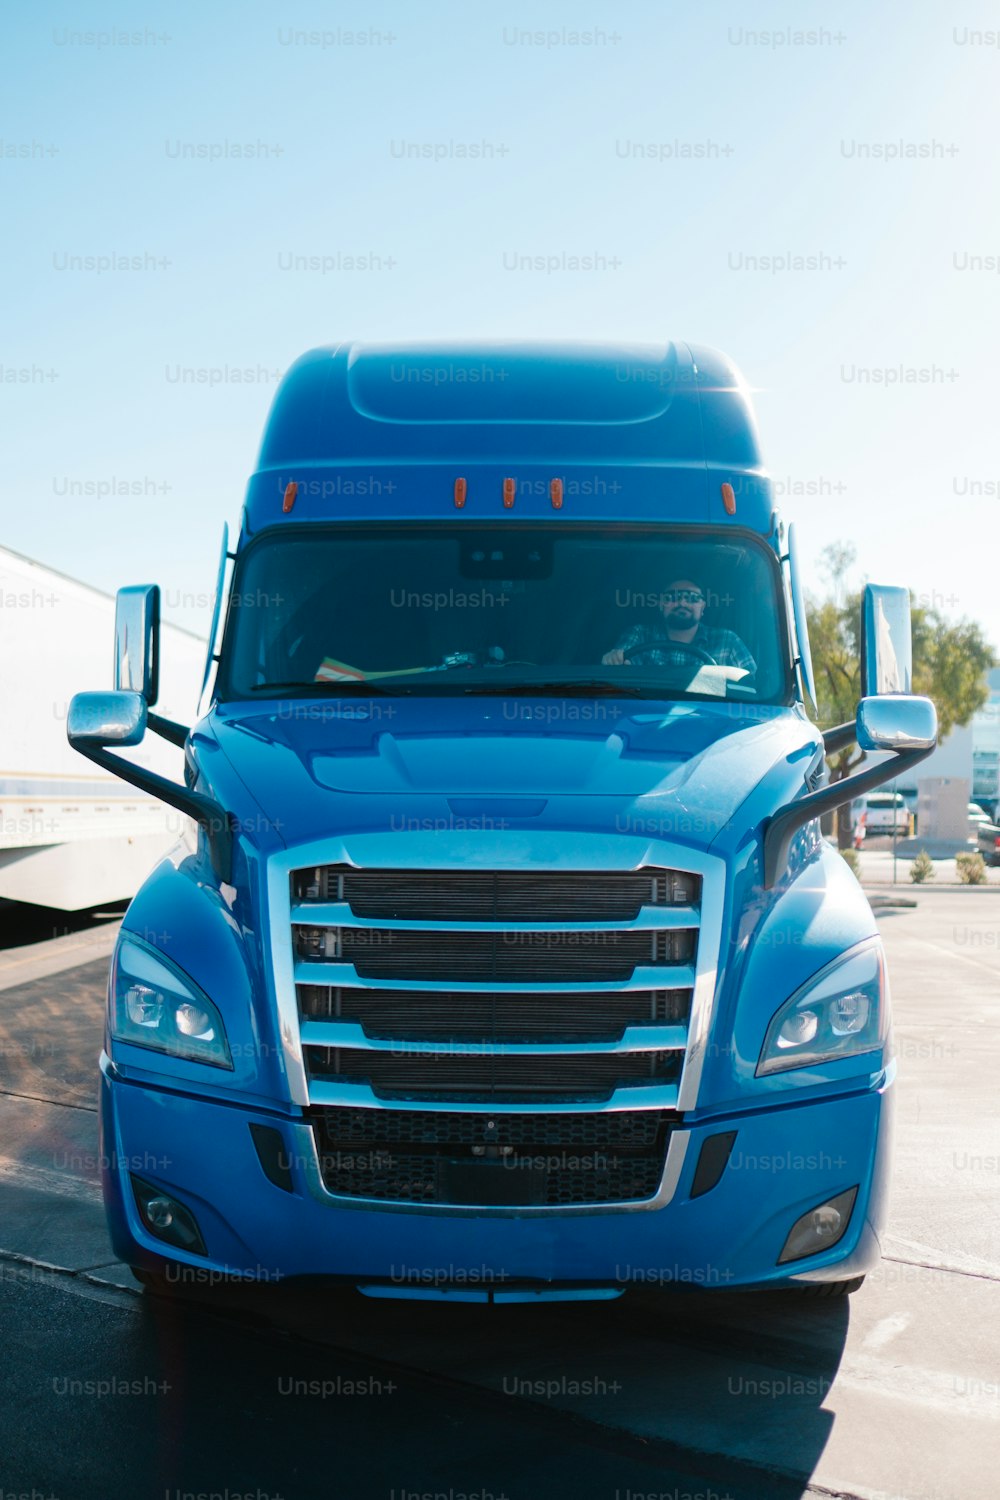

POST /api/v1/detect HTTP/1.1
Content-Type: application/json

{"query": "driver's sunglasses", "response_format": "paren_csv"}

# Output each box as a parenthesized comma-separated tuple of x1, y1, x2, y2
(663, 589, 704, 604)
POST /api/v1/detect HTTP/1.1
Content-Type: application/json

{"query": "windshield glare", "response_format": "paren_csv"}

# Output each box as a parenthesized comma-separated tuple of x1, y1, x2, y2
(219, 526, 791, 702)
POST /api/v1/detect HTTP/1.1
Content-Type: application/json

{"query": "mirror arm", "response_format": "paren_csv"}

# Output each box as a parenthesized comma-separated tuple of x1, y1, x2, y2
(822, 722, 857, 755)
(69, 739, 233, 883)
(147, 712, 190, 749)
(762, 742, 935, 889)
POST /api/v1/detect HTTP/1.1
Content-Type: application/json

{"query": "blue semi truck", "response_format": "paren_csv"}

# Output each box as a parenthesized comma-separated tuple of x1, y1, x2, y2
(69, 340, 937, 1298)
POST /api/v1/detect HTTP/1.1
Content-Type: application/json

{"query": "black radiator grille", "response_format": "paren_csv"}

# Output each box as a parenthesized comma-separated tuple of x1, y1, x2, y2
(308, 1048, 681, 1101)
(299, 985, 691, 1041)
(294, 926, 696, 982)
(293, 865, 701, 921)
(311, 1105, 674, 1206)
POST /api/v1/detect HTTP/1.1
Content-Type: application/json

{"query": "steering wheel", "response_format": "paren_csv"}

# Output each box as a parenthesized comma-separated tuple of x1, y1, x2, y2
(623, 640, 718, 666)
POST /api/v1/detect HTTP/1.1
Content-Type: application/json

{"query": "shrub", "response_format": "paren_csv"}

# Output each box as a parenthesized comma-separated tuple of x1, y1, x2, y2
(909, 849, 935, 883)
(956, 851, 988, 885)
(840, 848, 861, 879)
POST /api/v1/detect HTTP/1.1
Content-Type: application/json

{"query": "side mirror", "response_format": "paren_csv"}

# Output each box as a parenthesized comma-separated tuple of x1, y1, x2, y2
(114, 585, 160, 704)
(861, 583, 912, 696)
(67, 690, 147, 747)
(857, 694, 937, 753)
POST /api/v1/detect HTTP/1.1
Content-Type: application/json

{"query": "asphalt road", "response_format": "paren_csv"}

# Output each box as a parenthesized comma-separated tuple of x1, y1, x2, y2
(3, 1265, 800, 1500)
(0, 889, 997, 1499)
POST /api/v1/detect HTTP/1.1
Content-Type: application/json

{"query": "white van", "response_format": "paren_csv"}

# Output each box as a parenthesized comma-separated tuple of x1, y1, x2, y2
(863, 791, 912, 836)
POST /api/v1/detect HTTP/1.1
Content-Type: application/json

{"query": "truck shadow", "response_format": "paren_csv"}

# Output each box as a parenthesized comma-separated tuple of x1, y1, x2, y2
(140, 1276, 851, 1497)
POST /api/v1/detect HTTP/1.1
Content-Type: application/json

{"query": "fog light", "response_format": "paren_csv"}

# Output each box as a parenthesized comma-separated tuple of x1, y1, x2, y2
(778, 1186, 858, 1264)
(145, 1197, 175, 1230)
(131, 1175, 207, 1256)
(808, 1205, 842, 1239)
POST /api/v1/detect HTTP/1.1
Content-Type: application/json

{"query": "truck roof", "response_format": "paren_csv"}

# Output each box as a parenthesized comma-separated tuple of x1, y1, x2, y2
(243, 340, 775, 535)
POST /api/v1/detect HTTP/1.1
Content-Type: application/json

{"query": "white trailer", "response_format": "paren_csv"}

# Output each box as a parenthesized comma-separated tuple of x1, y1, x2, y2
(0, 545, 205, 910)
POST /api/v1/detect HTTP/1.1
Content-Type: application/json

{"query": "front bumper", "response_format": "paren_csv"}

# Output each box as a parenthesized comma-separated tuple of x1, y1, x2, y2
(100, 1058, 892, 1290)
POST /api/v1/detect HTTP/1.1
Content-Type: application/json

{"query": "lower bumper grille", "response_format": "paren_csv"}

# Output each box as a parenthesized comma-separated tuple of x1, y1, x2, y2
(311, 1106, 674, 1206)
(309, 1048, 681, 1102)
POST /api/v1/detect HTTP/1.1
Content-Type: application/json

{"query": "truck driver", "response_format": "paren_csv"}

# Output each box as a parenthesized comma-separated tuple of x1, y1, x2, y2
(601, 578, 757, 674)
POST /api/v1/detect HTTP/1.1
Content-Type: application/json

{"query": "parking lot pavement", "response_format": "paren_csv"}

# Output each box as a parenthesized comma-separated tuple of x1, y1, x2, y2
(0, 893, 997, 1499)
(4, 1267, 806, 1500)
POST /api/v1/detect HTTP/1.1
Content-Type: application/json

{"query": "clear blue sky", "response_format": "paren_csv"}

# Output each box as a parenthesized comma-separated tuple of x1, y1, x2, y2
(3, 0, 998, 649)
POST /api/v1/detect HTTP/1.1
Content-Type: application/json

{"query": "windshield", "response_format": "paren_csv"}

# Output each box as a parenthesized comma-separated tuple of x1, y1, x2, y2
(218, 524, 792, 703)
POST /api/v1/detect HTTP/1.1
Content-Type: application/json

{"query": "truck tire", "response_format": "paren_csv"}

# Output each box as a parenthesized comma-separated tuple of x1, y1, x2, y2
(792, 1275, 866, 1298)
(130, 1265, 181, 1296)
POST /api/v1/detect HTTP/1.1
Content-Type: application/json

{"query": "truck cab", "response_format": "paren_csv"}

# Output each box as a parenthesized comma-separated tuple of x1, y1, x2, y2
(68, 340, 937, 1297)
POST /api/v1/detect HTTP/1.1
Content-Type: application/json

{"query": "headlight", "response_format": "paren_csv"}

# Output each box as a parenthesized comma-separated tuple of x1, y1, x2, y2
(757, 942, 887, 1076)
(111, 936, 233, 1069)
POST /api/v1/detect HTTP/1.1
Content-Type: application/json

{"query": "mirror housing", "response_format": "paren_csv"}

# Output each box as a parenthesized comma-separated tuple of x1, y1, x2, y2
(861, 583, 913, 696)
(857, 694, 937, 753)
(68, 690, 147, 747)
(115, 585, 160, 705)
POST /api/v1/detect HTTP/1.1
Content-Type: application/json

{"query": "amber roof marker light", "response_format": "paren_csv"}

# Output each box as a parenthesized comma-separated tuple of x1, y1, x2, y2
(282, 480, 298, 513)
(503, 477, 516, 509)
(721, 482, 736, 515)
(454, 477, 467, 509)
(550, 477, 564, 510)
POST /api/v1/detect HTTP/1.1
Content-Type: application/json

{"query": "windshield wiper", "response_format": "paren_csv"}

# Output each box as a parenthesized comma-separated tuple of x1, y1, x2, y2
(249, 680, 399, 695)
(249, 660, 525, 694)
(461, 680, 649, 698)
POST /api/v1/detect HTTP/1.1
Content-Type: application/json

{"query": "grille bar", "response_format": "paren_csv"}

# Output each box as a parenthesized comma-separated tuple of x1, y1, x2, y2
(294, 964, 698, 994)
(294, 927, 697, 982)
(299, 1022, 689, 1054)
(290, 902, 701, 932)
(294, 866, 701, 921)
(298, 983, 691, 1041)
(307, 1079, 680, 1112)
(307, 1048, 682, 1101)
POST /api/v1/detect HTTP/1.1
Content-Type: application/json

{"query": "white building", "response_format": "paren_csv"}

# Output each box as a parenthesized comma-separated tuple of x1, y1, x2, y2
(894, 666, 1000, 813)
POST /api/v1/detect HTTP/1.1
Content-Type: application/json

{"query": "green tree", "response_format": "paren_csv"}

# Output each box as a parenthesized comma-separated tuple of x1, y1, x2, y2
(806, 543, 995, 841)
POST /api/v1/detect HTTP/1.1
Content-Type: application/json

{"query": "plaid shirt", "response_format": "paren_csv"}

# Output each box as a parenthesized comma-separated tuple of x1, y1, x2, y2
(615, 622, 757, 674)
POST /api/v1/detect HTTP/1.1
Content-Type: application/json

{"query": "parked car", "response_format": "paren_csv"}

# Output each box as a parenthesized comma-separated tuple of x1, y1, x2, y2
(977, 815, 1000, 866)
(863, 792, 912, 837)
(968, 803, 992, 841)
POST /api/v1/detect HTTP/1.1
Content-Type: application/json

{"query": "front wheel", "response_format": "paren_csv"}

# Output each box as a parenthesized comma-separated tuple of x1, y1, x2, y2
(790, 1275, 866, 1298)
(130, 1264, 191, 1297)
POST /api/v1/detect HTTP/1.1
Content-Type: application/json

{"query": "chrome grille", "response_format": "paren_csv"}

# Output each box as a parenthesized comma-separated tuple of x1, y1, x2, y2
(298, 984, 691, 1041)
(294, 865, 700, 920)
(287, 861, 702, 1206)
(294, 926, 695, 982)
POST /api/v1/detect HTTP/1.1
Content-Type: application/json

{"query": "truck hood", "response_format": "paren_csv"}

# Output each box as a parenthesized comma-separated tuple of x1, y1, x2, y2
(202, 698, 819, 853)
